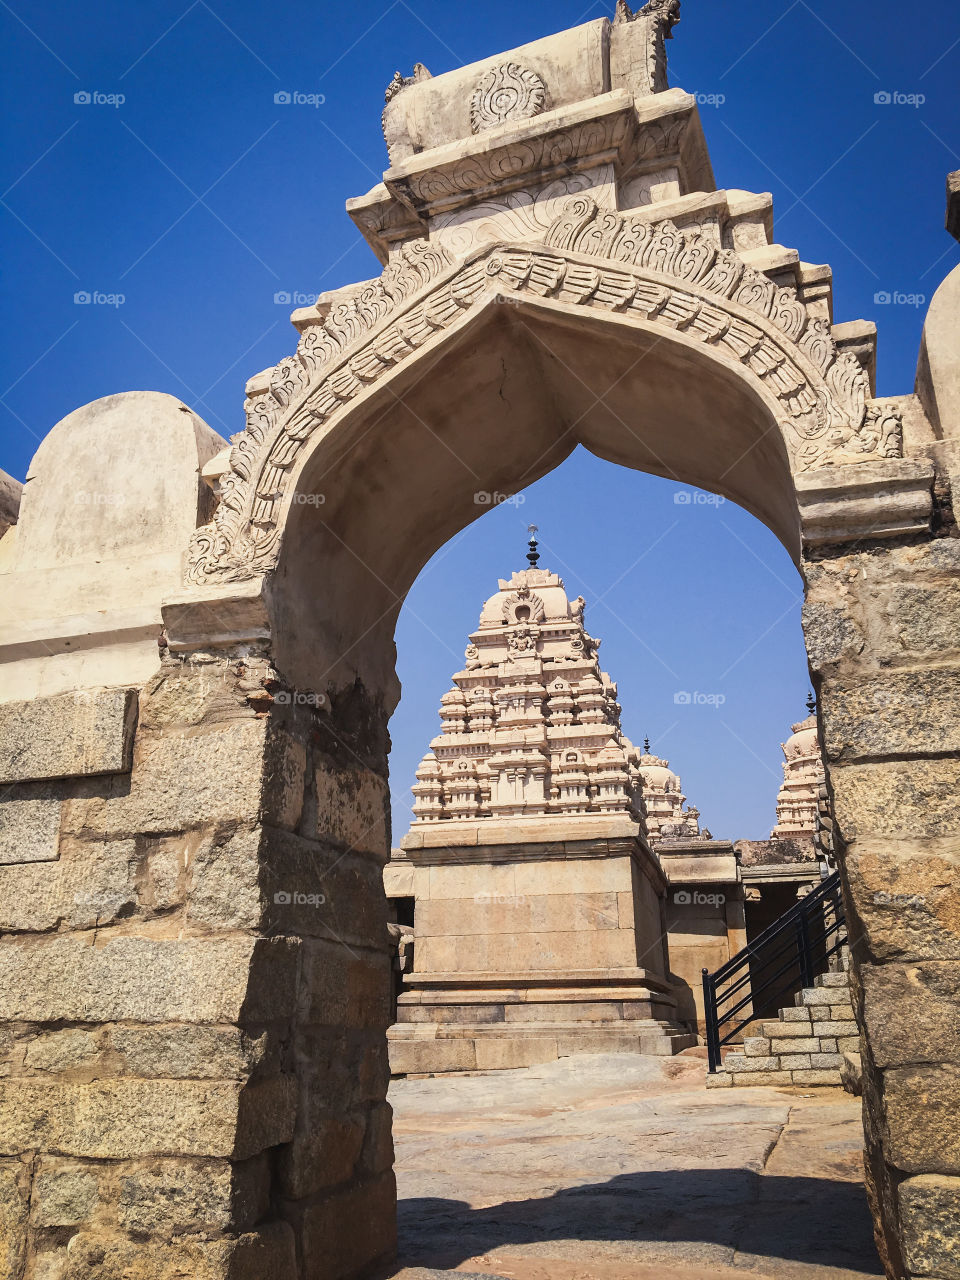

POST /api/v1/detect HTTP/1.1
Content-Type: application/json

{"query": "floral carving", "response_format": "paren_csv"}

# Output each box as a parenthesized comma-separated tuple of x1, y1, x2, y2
(470, 63, 547, 133)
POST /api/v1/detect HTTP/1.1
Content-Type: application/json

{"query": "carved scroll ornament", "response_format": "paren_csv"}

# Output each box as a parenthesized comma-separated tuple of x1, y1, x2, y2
(186, 196, 902, 585)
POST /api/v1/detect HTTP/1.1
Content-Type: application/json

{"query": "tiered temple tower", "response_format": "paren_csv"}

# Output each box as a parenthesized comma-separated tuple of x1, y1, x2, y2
(638, 744, 704, 841)
(771, 697, 826, 840)
(389, 535, 696, 1073)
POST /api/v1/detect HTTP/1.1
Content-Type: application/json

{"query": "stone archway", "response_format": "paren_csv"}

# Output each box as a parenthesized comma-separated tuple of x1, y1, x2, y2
(1, 7, 958, 1279)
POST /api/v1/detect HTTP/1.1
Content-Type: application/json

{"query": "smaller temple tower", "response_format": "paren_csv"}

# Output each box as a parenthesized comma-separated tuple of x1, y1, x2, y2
(638, 743, 704, 841)
(771, 696, 826, 840)
(389, 535, 695, 1074)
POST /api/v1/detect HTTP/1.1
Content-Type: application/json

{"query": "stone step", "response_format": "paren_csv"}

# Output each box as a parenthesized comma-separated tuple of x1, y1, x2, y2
(707, 1064, 843, 1089)
(796, 987, 835, 1009)
(762, 1019, 820, 1039)
(816, 971, 852, 989)
(780, 1006, 812, 1023)
(743, 1036, 772, 1057)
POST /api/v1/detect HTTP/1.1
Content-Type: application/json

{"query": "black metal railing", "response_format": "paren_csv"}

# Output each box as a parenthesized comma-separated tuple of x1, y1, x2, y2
(702, 871, 846, 1073)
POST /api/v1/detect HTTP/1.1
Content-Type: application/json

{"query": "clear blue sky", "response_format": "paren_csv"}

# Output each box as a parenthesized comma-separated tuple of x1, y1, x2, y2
(2, 0, 957, 841)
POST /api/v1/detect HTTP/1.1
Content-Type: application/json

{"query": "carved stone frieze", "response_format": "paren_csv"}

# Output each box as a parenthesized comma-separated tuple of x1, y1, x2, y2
(186, 196, 903, 585)
(470, 63, 547, 133)
(429, 171, 612, 259)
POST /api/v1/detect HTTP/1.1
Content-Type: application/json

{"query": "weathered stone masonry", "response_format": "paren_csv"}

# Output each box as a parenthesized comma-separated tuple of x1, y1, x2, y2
(0, 653, 396, 1279)
(1, 5, 959, 1278)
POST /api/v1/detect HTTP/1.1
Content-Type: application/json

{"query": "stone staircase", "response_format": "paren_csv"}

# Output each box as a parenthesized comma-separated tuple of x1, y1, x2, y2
(706, 957, 859, 1088)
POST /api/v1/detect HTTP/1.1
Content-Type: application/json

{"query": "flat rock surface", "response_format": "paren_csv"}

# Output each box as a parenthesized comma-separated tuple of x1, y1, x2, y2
(381, 1052, 882, 1280)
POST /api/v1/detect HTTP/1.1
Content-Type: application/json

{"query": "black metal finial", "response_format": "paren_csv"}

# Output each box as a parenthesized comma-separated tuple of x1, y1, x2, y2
(806, 691, 816, 714)
(526, 524, 540, 568)
(643, 736, 651, 753)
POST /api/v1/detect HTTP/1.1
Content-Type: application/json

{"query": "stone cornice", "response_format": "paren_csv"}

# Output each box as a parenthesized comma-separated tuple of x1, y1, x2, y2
(797, 456, 935, 550)
(350, 88, 713, 261)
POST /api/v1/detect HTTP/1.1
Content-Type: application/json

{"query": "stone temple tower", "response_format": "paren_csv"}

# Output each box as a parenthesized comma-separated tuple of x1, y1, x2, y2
(389, 534, 695, 1074)
(771, 698, 827, 840)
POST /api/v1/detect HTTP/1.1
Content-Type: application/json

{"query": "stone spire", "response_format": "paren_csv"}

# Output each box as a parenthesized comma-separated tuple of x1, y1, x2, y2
(771, 701, 826, 839)
(409, 558, 648, 828)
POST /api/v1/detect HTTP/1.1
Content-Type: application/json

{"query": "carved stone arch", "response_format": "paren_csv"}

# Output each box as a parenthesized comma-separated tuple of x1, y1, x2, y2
(186, 198, 903, 589)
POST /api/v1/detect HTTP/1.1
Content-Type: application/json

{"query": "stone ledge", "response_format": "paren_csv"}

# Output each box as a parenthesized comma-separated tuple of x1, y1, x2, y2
(797, 457, 935, 550)
(0, 688, 137, 785)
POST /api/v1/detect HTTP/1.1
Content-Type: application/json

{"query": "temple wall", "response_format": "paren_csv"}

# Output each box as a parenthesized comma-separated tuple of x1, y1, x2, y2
(804, 534, 960, 1280)
(0, 396, 396, 1280)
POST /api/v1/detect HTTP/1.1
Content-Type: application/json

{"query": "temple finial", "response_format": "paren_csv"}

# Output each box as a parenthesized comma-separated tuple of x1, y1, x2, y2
(526, 524, 540, 568)
(806, 691, 816, 714)
(644, 736, 651, 753)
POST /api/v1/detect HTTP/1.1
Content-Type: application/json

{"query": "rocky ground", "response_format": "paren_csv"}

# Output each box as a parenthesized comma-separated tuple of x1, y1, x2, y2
(381, 1052, 883, 1280)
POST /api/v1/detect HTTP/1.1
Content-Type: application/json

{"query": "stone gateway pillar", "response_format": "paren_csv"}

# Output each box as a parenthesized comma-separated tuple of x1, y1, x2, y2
(1, 4, 959, 1276)
(0, 394, 396, 1279)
